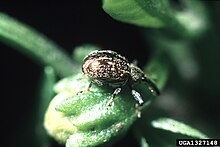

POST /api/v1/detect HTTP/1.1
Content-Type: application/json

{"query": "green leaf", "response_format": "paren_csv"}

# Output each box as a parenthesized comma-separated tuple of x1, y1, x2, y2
(103, 0, 209, 38)
(133, 118, 209, 147)
(151, 118, 208, 139)
(103, 0, 165, 28)
(147, 34, 199, 80)
(144, 54, 169, 91)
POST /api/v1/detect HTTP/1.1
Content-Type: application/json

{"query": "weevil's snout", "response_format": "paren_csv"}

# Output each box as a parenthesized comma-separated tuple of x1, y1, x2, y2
(148, 84, 160, 96)
(142, 77, 160, 96)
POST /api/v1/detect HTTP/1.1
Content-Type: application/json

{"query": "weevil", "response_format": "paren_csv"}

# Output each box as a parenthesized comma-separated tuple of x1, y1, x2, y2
(81, 50, 160, 116)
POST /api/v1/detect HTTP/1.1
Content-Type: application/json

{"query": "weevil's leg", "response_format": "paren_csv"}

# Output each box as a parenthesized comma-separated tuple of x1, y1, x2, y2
(130, 88, 143, 117)
(85, 81, 93, 92)
(142, 76, 160, 96)
(78, 78, 105, 94)
(131, 89, 143, 118)
(107, 87, 121, 106)
(77, 81, 93, 94)
(131, 89, 144, 106)
(77, 79, 95, 94)
(135, 103, 142, 118)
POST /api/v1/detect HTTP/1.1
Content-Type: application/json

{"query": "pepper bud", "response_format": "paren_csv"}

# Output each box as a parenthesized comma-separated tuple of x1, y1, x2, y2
(44, 74, 147, 146)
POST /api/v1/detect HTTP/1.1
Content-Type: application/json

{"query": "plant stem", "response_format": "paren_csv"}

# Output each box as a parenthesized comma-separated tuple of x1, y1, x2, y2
(0, 13, 79, 77)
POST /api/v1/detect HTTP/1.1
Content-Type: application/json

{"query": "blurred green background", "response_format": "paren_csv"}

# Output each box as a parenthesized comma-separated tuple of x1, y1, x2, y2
(1, 1, 220, 146)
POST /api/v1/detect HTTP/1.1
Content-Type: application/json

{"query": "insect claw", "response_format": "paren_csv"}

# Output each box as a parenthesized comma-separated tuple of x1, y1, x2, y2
(106, 87, 121, 107)
(107, 98, 114, 107)
(77, 81, 92, 95)
(76, 90, 83, 95)
(135, 104, 142, 118)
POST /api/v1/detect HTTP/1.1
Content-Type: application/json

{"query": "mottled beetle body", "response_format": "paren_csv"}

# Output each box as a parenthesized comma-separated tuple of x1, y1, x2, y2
(82, 50, 130, 87)
(82, 50, 160, 112)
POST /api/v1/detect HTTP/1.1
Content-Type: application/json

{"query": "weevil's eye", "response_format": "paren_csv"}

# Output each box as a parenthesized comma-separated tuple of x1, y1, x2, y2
(121, 72, 130, 78)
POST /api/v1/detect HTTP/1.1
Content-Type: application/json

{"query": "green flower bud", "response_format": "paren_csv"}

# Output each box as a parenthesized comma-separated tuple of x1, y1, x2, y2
(44, 73, 153, 146)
